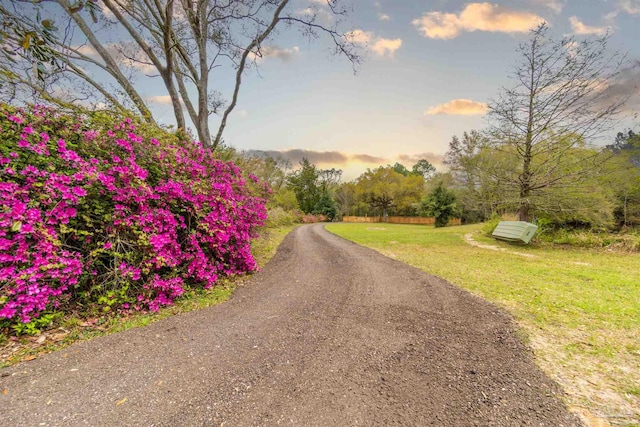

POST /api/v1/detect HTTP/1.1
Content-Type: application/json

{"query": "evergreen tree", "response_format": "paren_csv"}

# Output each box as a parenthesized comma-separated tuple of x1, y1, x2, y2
(422, 183, 457, 228)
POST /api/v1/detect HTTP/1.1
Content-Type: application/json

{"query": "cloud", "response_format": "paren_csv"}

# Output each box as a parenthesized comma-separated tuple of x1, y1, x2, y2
(352, 154, 388, 163)
(246, 149, 386, 166)
(346, 29, 402, 58)
(618, 0, 640, 14)
(262, 46, 300, 62)
(602, 0, 640, 22)
(345, 29, 373, 44)
(147, 95, 181, 105)
(600, 60, 640, 113)
(425, 99, 488, 115)
(378, 13, 391, 21)
(297, 6, 334, 24)
(72, 42, 158, 74)
(126, 59, 157, 74)
(532, 0, 564, 14)
(249, 46, 300, 63)
(74, 44, 97, 57)
(398, 153, 446, 167)
(372, 38, 402, 57)
(569, 16, 608, 36)
(412, 3, 544, 39)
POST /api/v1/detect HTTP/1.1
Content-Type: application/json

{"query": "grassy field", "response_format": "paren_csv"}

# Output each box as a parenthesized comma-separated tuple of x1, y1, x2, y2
(0, 225, 297, 368)
(326, 222, 640, 426)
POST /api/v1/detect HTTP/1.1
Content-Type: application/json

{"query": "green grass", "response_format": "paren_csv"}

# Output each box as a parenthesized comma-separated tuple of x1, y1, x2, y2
(326, 222, 640, 426)
(0, 225, 297, 368)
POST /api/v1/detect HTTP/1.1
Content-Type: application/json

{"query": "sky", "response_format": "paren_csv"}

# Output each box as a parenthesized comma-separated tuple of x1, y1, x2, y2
(198, 0, 640, 180)
(56, 0, 640, 181)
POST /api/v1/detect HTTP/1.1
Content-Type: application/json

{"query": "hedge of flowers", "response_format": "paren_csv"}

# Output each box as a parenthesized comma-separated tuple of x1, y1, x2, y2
(0, 104, 267, 327)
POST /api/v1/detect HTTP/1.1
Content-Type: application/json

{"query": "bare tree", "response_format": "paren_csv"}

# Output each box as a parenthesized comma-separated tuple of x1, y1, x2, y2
(0, 0, 359, 148)
(487, 22, 627, 221)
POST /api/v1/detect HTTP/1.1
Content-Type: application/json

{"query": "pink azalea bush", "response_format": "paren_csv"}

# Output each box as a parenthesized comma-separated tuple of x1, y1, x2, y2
(0, 104, 267, 326)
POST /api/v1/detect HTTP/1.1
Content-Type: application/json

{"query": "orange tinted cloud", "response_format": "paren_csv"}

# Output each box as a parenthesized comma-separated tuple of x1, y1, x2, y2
(372, 38, 402, 57)
(412, 3, 544, 39)
(397, 153, 445, 168)
(346, 30, 402, 58)
(569, 16, 608, 35)
(246, 149, 387, 166)
(425, 99, 488, 115)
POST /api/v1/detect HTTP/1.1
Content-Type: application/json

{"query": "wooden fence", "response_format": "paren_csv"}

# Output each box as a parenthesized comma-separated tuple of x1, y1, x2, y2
(342, 216, 461, 226)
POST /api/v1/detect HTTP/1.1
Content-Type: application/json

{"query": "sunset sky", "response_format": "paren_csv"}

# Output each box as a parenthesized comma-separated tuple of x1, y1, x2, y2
(145, 0, 640, 180)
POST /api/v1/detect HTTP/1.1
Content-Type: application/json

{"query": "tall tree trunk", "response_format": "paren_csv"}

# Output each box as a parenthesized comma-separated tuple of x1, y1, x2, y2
(518, 35, 536, 223)
(517, 199, 530, 222)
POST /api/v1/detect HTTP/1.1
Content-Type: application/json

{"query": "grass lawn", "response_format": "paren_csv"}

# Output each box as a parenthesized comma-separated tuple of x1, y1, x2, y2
(326, 222, 640, 426)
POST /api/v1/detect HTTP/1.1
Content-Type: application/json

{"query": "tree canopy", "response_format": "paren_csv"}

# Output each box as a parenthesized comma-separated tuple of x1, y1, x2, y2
(487, 22, 626, 222)
(1, 0, 359, 147)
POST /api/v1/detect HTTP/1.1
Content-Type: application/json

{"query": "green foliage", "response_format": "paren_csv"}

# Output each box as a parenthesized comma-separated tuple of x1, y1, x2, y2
(444, 130, 494, 223)
(444, 127, 621, 229)
(392, 162, 410, 176)
(421, 182, 456, 227)
(268, 188, 299, 211)
(287, 158, 321, 214)
(0, 3, 63, 83)
(286, 158, 341, 217)
(312, 191, 338, 221)
(335, 182, 357, 218)
(392, 160, 435, 179)
(237, 153, 289, 193)
(481, 214, 503, 237)
(11, 313, 60, 336)
(411, 159, 436, 179)
(265, 207, 302, 228)
(604, 130, 640, 227)
(537, 228, 640, 252)
(353, 166, 424, 218)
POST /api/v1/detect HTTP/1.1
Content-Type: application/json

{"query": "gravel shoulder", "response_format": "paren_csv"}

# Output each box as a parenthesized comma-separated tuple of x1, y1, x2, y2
(0, 224, 581, 426)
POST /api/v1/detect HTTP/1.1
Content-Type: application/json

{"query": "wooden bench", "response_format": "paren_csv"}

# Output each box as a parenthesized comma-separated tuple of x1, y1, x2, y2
(492, 221, 538, 244)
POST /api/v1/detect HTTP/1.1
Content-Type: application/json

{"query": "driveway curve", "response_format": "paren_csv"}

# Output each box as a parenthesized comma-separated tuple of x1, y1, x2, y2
(1, 224, 580, 426)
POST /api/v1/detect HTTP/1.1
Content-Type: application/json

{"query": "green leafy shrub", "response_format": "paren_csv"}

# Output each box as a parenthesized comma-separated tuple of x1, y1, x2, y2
(421, 182, 456, 227)
(536, 229, 640, 252)
(265, 207, 302, 228)
(12, 313, 60, 336)
(482, 215, 503, 236)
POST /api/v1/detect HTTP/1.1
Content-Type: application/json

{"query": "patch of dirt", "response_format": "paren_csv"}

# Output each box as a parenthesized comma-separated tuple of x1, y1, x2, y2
(464, 233, 538, 258)
(1, 328, 72, 364)
(528, 331, 639, 426)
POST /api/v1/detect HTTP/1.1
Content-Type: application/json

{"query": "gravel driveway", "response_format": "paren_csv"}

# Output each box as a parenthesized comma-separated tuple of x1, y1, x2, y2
(0, 223, 580, 426)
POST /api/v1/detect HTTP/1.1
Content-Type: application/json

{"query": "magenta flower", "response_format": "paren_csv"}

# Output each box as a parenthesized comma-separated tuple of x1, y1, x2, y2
(72, 186, 87, 197)
(1, 104, 267, 325)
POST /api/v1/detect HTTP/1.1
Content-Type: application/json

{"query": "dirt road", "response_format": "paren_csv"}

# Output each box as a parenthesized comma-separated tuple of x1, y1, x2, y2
(0, 224, 580, 426)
